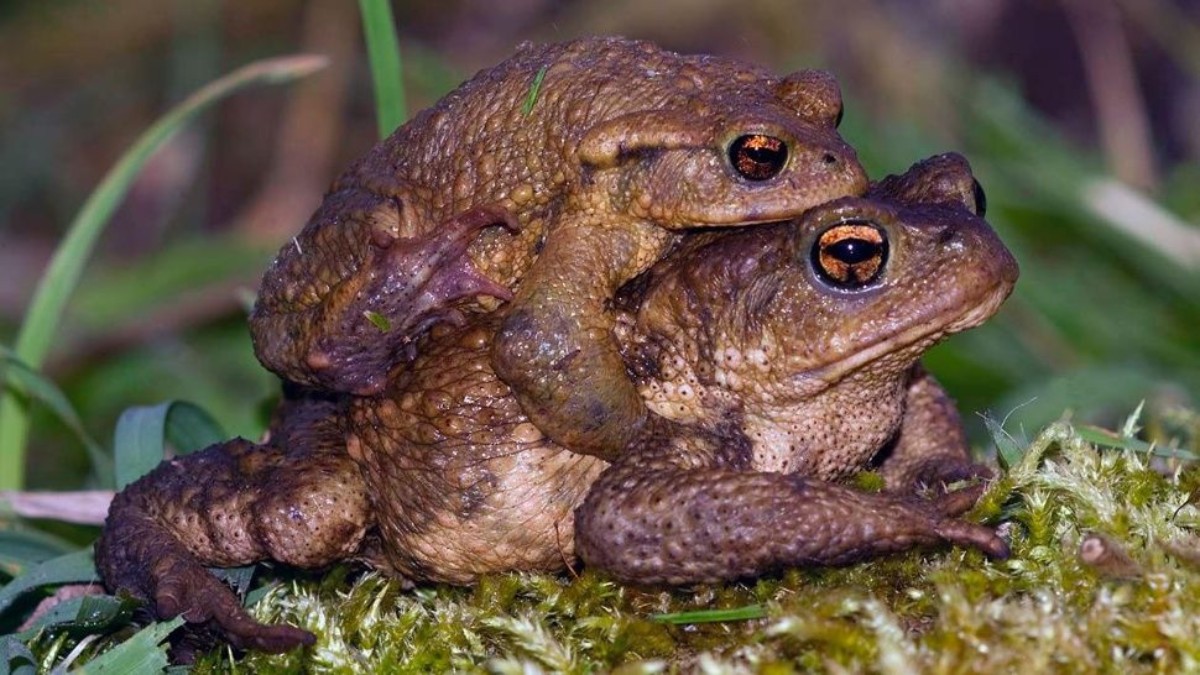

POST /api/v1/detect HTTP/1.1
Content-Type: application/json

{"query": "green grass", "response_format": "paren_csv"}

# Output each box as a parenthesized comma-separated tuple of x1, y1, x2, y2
(0, 55, 328, 492)
(0, 403, 230, 672)
(357, 0, 406, 138)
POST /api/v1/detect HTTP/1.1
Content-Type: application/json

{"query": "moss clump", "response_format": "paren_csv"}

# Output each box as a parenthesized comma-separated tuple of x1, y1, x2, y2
(184, 421, 1200, 673)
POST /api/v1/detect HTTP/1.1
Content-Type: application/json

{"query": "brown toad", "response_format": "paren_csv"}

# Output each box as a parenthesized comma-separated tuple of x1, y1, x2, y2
(249, 36, 867, 458)
(96, 153, 1016, 653)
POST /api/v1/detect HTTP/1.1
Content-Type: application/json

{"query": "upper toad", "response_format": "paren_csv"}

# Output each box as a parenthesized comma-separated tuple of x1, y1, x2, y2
(248, 36, 868, 458)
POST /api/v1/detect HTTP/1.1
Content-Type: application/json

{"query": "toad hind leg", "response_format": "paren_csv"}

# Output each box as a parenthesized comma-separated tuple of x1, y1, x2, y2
(574, 436, 1008, 585)
(95, 427, 370, 653)
(251, 189, 517, 396)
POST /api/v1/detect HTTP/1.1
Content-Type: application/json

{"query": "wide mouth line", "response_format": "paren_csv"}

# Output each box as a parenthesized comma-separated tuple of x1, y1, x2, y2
(799, 282, 1010, 386)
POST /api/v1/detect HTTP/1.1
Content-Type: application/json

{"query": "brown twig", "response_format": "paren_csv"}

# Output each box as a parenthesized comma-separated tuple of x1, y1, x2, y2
(1, 490, 114, 525)
(1062, 0, 1159, 191)
(554, 520, 580, 580)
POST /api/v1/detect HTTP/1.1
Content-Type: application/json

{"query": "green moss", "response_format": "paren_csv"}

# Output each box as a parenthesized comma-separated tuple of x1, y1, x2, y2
(185, 420, 1200, 671)
(850, 470, 886, 493)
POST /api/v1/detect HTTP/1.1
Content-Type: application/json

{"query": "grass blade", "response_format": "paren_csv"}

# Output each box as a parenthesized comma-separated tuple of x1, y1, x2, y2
(0, 549, 95, 616)
(0, 491, 110, 526)
(981, 412, 1028, 469)
(75, 617, 184, 675)
(12, 594, 130, 640)
(160, 402, 226, 454)
(522, 67, 548, 116)
(0, 634, 36, 675)
(0, 346, 110, 485)
(113, 401, 226, 491)
(651, 604, 767, 624)
(0, 54, 327, 492)
(0, 528, 77, 578)
(1076, 424, 1198, 460)
(357, 0, 406, 136)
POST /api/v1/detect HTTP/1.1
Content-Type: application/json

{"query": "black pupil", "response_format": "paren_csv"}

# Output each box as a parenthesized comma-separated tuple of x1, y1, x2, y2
(828, 238, 878, 264)
(731, 135, 787, 181)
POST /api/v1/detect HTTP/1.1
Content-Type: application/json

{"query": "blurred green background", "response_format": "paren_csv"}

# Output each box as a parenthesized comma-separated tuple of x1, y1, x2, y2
(1, 0, 1198, 491)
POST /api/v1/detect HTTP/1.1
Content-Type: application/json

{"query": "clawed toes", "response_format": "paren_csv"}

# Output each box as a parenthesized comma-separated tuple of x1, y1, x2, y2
(984, 534, 1011, 559)
(229, 624, 317, 654)
(155, 578, 212, 624)
(967, 529, 1011, 559)
(931, 482, 986, 517)
(211, 589, 316, 653)
(936, 519, 1010, 559)
(151, 568, 314, 653)
(912, 459, 995, 493)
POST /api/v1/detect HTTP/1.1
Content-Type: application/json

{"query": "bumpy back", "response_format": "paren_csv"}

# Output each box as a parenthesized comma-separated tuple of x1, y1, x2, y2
(337, 37, 783, 225)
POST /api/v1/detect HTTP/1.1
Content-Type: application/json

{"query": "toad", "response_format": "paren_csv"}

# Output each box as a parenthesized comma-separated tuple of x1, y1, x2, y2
(248, 36, 867, 458)
(96, 153, 1016, 653)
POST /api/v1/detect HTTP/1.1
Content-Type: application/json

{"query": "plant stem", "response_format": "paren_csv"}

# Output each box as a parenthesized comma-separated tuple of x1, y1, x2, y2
(357, 0, 407, 137)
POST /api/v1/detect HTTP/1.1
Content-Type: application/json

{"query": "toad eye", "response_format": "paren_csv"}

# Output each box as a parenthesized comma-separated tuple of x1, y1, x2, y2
(729, 134, 788, 181)
(811, 222, 888, 289)
(971, 179, 987, 217)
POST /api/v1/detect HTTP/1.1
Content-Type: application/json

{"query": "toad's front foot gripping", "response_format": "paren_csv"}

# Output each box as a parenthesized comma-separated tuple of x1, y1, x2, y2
(574, 459, 1008, 585)
(877, 366, 997, 494)
(490, 219, 669, 460)
(491, 302, 649, 460)
(252, 197, 518, 396)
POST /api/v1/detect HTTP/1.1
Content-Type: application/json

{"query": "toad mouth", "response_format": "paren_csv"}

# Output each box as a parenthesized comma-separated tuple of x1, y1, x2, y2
(798, 281, 1013, 391)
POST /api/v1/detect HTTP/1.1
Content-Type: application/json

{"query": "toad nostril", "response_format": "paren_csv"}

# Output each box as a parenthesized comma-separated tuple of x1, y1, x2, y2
(822, 152, 838, 166)
(936, 225, 955, 245)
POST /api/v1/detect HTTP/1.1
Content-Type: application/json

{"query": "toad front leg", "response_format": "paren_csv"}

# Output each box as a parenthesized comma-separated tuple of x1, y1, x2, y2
(574, 432, 1008, 585)
(492, 218, 675, 459)
(876, 365, 996, 493)
(95, 406, 370, 653)
(251, 185, 516, 395)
